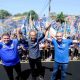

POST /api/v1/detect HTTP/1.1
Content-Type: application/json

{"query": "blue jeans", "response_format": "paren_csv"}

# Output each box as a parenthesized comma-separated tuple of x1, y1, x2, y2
(51, 61, 68, 80)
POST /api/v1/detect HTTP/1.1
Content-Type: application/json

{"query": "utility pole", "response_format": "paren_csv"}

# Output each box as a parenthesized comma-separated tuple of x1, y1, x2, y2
(49, 0, 51, 17)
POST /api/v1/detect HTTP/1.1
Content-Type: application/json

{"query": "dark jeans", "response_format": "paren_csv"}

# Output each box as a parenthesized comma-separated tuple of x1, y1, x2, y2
(29, 57, 43, 79)
(3, 62, 22, 80)
(51, 61, 68, 80)
(40, 50, 44, 60)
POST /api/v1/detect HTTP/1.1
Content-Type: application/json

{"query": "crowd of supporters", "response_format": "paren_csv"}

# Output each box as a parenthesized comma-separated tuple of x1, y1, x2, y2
(18, 41, 80, 62)
(0, 28, 79, 62)
(0, 25, 79, 80)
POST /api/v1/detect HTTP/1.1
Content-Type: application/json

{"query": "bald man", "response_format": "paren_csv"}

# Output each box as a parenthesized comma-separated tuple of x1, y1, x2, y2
(18, 23, 51, 80)
(48, 32, 80, 80)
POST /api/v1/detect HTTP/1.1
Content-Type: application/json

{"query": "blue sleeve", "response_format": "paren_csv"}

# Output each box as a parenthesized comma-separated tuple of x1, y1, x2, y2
(38, 33, 45, 42)
(0, 42, 3, 49)
(13, 39, 19, 46)
(67, 39, 73, 45)
(52, 39, 56, 45)
(0, 42, 3, 58)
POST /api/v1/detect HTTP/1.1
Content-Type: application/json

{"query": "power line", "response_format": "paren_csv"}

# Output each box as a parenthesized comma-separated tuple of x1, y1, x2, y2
(39, 0, 49, 16)
(40, 0, 53, 17)
(49, 0, 51, 17)
(51, 0, 54, 13)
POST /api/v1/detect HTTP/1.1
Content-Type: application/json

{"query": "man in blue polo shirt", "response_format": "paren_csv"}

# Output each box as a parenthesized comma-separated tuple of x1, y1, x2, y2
(49, 32, 80, 80)
(0, 33, 22, 80)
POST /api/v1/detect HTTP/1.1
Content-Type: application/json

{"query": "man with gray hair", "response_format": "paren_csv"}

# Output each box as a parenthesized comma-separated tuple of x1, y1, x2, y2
(18, 23, 51, 80)
(47, 32, 80, 80)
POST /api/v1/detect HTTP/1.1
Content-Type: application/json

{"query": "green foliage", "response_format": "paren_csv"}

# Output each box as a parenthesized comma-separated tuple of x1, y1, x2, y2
(14, 10, 38, 20)
(0, 10, 12, 19)
(27, 10, 38, 20)
(14, 13, 22, 16)
(14, 12, 28, 17)
(22, 12, 28, 16)
(56, 12, 65, 23)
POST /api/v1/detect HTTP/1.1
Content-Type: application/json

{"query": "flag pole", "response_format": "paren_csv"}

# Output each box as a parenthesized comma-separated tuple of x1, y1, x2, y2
(64, 19, 67, 38)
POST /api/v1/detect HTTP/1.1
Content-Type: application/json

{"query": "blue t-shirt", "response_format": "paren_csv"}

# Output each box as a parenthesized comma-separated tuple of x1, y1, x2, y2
(0, 39, 20, 66)
(52, 39, 72, 63)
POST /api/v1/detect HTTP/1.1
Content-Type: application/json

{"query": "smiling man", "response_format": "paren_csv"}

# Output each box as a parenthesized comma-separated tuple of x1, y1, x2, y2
(0, 33, 22, 80)
(47, 32, 80, 80)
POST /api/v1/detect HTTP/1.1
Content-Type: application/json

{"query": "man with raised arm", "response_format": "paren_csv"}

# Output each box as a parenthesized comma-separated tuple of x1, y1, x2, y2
(0, 33, 22, 80)
(17, 22, 51, 80)
(48, 32, 80, 80)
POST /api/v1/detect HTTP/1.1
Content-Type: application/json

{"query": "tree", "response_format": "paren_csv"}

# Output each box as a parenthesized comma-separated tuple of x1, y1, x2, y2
(0, 10, 12, 19)
(27, 10, 38, 20)
(22, 12, 28, 16)
(14, 13, 22, 16)
(13, 10, 38, 20)
(56, 12, 65, 24)
(14, 12, 28, 17)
